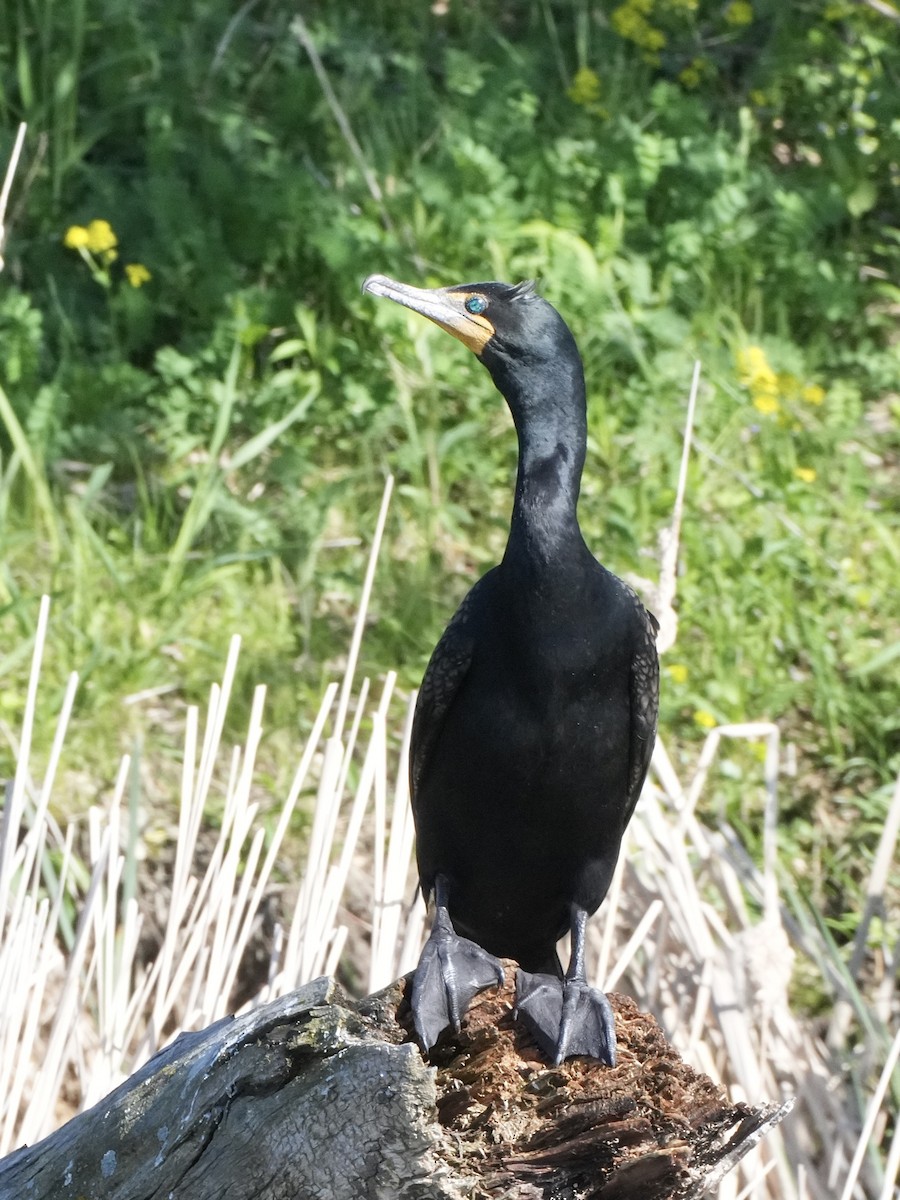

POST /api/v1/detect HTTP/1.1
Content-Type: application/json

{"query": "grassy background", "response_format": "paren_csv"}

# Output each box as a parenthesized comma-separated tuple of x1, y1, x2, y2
(1, 0, 898, 1010)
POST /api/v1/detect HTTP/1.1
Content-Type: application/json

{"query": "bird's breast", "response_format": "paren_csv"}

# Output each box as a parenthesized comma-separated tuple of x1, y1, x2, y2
(450, 619, 631, 788)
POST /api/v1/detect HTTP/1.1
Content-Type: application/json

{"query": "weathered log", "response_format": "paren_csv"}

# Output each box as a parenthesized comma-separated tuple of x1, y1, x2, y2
(0, 967, 792, 1199)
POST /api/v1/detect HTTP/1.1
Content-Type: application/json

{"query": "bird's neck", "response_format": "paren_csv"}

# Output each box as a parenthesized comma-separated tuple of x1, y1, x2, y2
(503, 362, 588, 566)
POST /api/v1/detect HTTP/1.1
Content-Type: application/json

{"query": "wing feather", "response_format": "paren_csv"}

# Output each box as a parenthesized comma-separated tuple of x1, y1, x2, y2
(624, 599, 660, 826)
(410, 585, 480, 799)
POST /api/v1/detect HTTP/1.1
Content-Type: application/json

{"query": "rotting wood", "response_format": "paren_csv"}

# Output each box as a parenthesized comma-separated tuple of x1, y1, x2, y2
(0, 966, 793, 1199)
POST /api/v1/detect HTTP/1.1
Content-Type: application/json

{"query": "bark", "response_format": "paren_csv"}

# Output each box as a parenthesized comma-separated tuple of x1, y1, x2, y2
(0, 968, 793, 1199)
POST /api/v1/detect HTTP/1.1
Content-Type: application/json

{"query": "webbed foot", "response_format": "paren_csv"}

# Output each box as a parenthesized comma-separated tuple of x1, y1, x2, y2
(515, 970, 616, 1065)
(411, 894, 504, 1052)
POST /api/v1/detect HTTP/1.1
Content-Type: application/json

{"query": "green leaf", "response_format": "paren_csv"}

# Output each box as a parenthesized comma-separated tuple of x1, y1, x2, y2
(846, 180, 877, 217)
(228, 387, 319, 471)
(853, 639, 900, 678)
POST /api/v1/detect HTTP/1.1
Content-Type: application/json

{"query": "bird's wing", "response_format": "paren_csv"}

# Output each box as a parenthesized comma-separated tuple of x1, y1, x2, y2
(624, 599, 660, 826)
(410, 582, 484, 798)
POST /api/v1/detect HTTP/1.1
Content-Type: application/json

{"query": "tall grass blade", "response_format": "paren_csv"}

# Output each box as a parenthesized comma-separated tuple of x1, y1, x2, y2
(0, 390, 59, 558)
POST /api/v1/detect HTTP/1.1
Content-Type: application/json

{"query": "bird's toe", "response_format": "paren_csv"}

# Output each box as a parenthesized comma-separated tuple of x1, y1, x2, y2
(557, 978, 616, 1066)
(515, 970, 616, 1066)
(410, 931, 504, 1052)
(515, 968, 565, 1061)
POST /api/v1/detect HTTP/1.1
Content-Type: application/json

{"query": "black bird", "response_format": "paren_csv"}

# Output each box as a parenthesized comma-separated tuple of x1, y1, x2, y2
(363, 274, 659, 1065)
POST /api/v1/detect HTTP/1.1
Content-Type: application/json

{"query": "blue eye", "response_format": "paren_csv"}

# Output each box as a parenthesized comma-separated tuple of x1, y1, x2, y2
(465, 295, 487, 315)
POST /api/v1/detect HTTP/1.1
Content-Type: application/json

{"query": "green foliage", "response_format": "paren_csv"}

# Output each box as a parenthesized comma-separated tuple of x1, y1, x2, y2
(0, 0, 898, 982)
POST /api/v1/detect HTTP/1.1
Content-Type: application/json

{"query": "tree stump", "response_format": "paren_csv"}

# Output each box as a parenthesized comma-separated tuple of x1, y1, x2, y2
(0, 967, 792, 1199)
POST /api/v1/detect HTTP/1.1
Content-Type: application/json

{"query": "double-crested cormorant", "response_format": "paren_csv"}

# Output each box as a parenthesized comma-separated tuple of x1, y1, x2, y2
(363, 274, 659, 1065)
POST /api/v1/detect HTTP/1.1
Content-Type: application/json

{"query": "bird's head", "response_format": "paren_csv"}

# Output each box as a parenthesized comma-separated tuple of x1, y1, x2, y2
(362, 274, 581, 400)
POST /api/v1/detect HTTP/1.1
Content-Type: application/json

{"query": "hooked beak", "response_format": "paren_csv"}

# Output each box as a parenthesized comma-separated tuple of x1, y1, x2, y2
(362, 274, 494, 355)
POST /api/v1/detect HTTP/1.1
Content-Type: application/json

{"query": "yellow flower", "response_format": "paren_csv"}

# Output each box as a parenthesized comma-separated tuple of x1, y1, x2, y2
(679, 61, 702, 89)
(64, 225, 90, 249)
(724, 1, 754, 25)
(611, 5, 640, 37)
(643, 26, 666, 51)
(125, 262, 152, 288)
(736, 345, 764, 372)
(736, 344, 775, 386)
(801, 384, 825, 405)
(678, 56, 714, 88)
(84, 219, 118, 254)
(736, 345, 781, 414)
(567, 67, 601, 108)
(693, 709, 717, 729)
(103, 248, 118, 265)
(752, 393, 780, 416)
(666, 663, 689, 684)
(611, 3, 667, 54)
(794, 467, 816, 483)
(776, 372, 801, 398)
